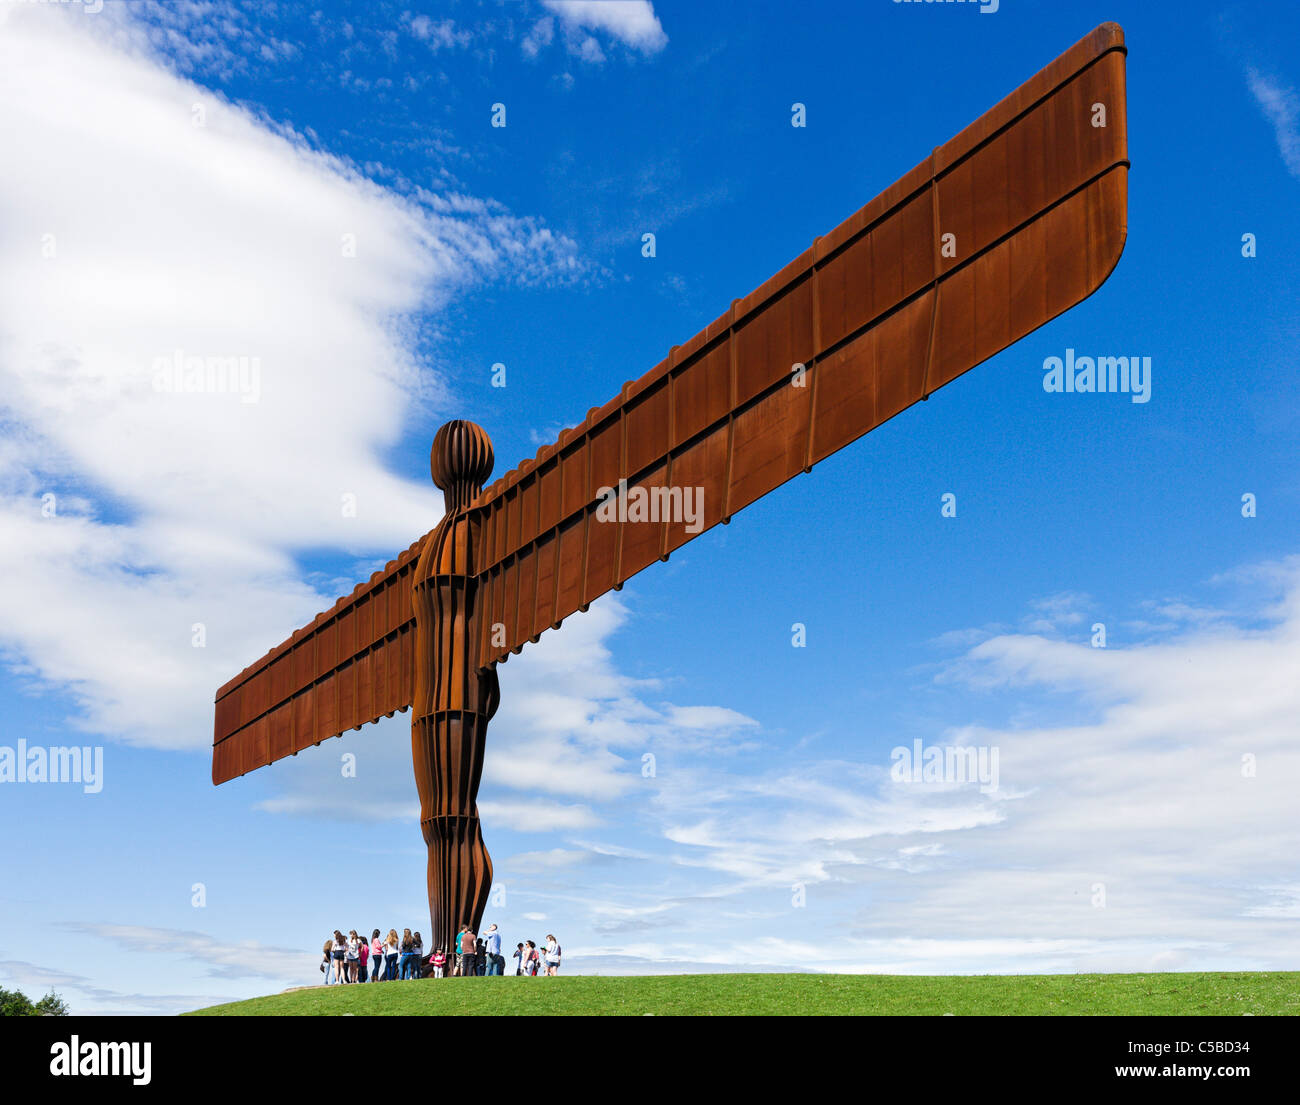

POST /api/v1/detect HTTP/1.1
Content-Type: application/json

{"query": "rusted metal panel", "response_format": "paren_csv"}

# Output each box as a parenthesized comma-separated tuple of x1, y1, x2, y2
(627, 377, 670, 477)
(554, 516, 585, 620)
(616, 461, 671, 585)
(214, 23, 1129, 786)
(532, 529, 558, 634)
(211, 534, 427, 783)
(728, 372, 813, 516)
(468, 22, 1127, 669)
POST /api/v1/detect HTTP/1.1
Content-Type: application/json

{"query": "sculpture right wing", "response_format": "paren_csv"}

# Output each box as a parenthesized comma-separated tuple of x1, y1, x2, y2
(469, 22, 1129, 670)
(211, 534, 428, 784)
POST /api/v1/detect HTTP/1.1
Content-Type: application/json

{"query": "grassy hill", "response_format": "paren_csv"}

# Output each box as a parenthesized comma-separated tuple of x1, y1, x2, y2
(186, 971, 1300, 1016)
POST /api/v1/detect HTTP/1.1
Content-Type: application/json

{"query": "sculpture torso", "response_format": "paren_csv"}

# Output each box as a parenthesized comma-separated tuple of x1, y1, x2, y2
(410, 421, 498, 956)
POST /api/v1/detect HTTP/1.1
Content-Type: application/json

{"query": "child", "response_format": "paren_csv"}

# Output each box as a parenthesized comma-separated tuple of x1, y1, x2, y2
(512, 942, 524, 975)
(432, 948, 446, 978)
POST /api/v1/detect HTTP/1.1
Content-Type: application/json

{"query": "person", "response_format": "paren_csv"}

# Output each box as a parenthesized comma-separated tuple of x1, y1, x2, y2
(322, 939, 335, 984)
(357, 931, 369, 981)
(346, 929, 361, 982)
(460, 927, 478, 977)
(524, 940, 540, 976)
(370, 930, 384, 982)
(454, 925, 466, 977)
(385, 929, 400, 981)
(399, 928, 416, 980)
(332, 930, 347, 983)
(483, 924, 503, 975)
(544, 934, 561, 976)
(412, 931, 424, 977)
(432, 948, 446, 978)
(512, 942, 524, 976)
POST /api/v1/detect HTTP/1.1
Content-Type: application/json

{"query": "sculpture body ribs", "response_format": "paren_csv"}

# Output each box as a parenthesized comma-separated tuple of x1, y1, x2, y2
(411, 421, 498, 952)
(210, 26, 1130, 953)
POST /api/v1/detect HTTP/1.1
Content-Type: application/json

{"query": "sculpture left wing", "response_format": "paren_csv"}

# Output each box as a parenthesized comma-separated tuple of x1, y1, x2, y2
(469, 23, 1129, 670)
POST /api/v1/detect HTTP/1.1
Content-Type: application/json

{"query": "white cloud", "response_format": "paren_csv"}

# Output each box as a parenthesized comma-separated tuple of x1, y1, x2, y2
(1247, 67, 1300, 180)
(0, 7, 583, 749)
(505, 560, 1300, 974)
(63, 922, 304, 982)
(540, 1, 667, 58)
(406, 15, 471, 51)
(521, 16, 554, 60)
(478, 798, 601, 832)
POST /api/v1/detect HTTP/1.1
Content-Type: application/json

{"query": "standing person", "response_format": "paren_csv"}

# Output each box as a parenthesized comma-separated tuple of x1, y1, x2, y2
(399, 928, 416, 980)
(358, 932, 369, 981)
(544, 934, 562, 976)
(322, 939, 335, 984)
(512, 943, 524, 976)
(332, 931, 347, 983)
(370, 930, 384, 982)
(431, 948, 446, 978)
(454, 925, 466, 977)
(385, 929, 400, 981)
(346, 930, 361, 983)
(483, 924, 503, 976)
(460, 927, 477, 977)
(525, 941, 540, 976)
(412, 931, 424, 978)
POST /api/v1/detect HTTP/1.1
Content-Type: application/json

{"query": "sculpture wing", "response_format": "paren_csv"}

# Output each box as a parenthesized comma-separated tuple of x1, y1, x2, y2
(470, 23, 1129, 669)
(211, 535, 427, 784)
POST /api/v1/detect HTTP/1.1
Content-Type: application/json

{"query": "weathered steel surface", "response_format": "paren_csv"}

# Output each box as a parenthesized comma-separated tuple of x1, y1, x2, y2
(211, 535, 426, 784)
(411, 421, 498, 955)
(213, 24, 1129, 791)
(471, 22, 1128, 670)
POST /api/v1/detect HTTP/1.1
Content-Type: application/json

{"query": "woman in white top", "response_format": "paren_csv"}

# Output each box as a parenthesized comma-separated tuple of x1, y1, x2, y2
(544, 934, 561, 976)
(346, 930, 361, 983)
(384, 929, 400, 981)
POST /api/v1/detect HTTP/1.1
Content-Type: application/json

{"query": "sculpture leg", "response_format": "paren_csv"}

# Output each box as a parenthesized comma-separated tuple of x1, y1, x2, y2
(411, 694, 496, 957)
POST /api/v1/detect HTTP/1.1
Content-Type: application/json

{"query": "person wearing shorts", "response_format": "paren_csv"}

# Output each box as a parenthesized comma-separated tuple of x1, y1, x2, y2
(331, 930, 347, 983)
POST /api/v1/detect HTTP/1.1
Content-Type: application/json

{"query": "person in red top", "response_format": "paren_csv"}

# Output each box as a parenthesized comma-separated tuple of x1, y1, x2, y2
(431, 948, 446, 978)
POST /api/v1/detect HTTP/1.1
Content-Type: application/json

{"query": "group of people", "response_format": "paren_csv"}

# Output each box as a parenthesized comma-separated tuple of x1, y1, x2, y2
(320, 925, 562, 983)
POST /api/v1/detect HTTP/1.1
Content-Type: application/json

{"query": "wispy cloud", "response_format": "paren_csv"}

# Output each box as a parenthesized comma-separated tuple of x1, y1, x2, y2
(0, 7, 585, 750)
(1247, 67, 1300, 179)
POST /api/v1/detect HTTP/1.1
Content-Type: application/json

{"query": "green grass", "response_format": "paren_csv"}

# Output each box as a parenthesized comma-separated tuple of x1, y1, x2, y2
(185, 971, 1300, 1016)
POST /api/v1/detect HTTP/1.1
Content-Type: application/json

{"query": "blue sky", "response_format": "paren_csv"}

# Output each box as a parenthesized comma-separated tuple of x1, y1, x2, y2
(1, 0, 1298, 1013)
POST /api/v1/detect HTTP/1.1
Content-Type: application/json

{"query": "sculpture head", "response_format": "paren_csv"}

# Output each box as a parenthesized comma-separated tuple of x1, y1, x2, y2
(430, 420, 494, 513)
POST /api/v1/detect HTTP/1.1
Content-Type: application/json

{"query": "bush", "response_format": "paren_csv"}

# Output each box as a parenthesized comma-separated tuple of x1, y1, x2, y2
(0, 986, 69, 1016)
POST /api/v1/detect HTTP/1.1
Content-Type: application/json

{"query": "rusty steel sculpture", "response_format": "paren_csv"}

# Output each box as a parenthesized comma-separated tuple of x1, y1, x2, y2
(212, 25, 1130, 954)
